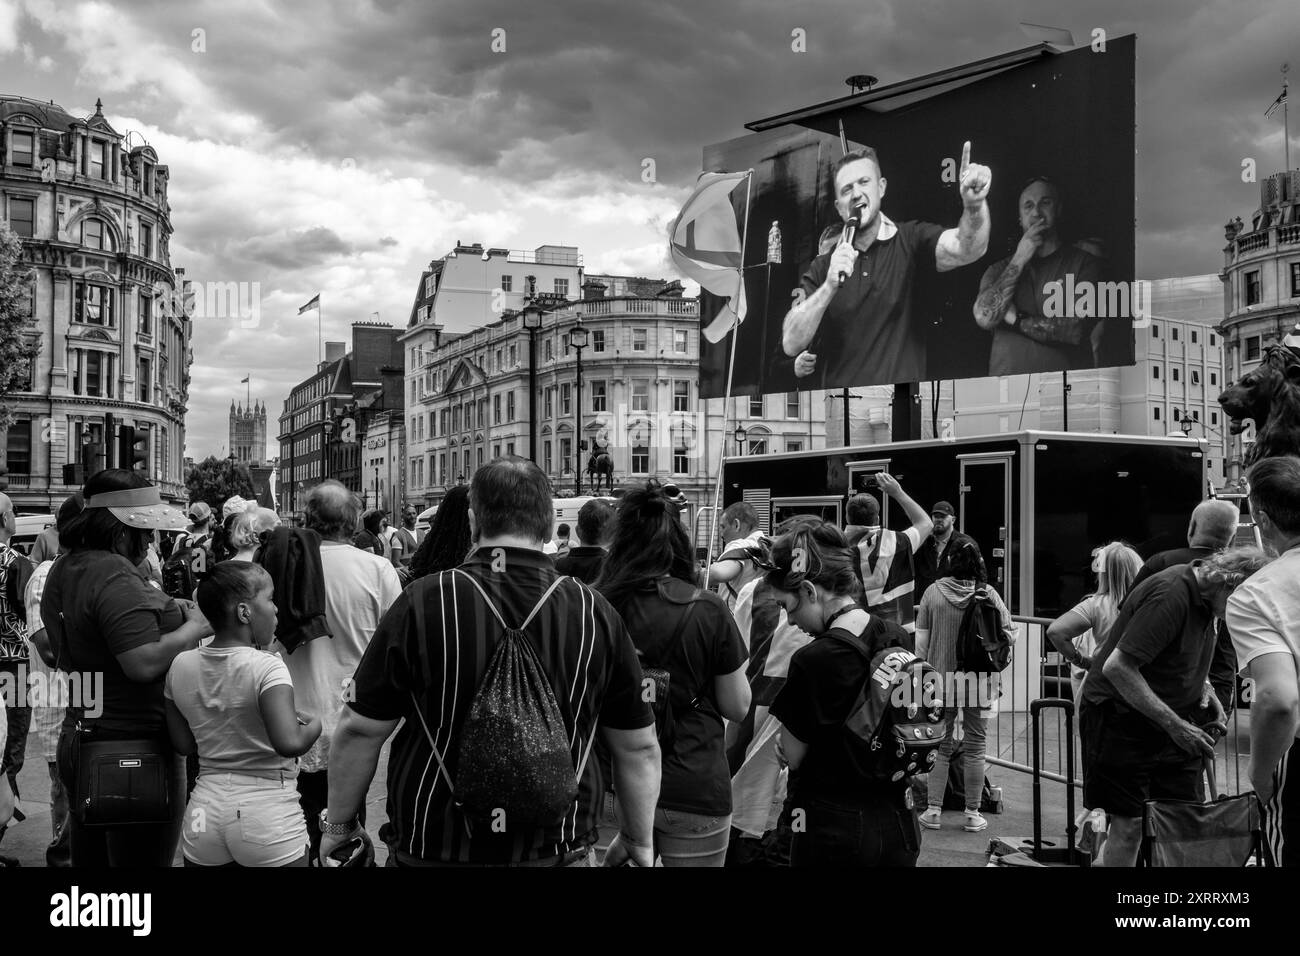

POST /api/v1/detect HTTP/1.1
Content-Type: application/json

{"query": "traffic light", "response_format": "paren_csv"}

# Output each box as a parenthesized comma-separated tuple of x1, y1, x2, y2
(130, 427, 150, 476)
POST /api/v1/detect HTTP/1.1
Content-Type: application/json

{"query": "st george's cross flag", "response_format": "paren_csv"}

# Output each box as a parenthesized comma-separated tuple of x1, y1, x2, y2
(669, 170, 751, 343)
(298, 294, 321, 315)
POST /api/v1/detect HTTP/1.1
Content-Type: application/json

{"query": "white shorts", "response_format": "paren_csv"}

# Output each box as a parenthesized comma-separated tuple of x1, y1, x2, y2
(182, 772, 309, 867)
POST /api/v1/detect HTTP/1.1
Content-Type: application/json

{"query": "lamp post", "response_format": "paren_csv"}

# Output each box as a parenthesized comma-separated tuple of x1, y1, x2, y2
(374, 466, 380, 513)
(569, 320, 589, 495)
(322, 418, 335, 481)
(521, 304, 543, 464)
(734, 425, 748, 456)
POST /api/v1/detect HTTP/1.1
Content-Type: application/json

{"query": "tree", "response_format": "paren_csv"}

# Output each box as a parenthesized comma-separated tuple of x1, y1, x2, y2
(0, 222, 41, 430)
(185, 455, 255, 513)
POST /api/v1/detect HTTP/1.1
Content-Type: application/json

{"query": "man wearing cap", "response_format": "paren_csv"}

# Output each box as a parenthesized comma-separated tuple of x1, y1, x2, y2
(914, 500, 987, 601)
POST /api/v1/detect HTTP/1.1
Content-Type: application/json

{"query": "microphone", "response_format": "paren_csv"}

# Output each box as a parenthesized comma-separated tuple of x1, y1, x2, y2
(837, 218, 857, 285)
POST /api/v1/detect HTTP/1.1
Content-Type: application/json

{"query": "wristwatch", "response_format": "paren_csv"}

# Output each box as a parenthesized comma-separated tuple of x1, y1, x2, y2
(319, 809, 358, 836)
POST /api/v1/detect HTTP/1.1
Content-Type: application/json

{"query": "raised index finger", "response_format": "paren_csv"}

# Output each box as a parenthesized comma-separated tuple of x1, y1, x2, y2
(960, 141, 971, 174)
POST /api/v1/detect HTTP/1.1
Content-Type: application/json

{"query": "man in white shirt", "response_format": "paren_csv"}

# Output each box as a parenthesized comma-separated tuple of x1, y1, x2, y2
(710, 502, 769, 611)
(1226, 455, 1300, 867)
(281, 481, 402, 862)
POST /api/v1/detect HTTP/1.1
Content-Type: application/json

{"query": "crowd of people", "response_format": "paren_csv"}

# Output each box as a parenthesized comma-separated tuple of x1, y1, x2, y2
(0, 452, 1297, 868)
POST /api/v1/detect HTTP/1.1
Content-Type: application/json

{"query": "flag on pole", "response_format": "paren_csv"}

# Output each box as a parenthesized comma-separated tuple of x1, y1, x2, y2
(240, 375, 249, 384)
(669, 170, 750, 343)
(298, 294, 321, 314)
(1266, 86, 1288, 118)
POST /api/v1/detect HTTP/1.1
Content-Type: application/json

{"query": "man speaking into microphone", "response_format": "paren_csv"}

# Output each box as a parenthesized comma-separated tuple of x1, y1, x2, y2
(781, 143, 992, 387)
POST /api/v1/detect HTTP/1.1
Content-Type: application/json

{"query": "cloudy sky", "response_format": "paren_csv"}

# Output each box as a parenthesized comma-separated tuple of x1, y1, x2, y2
(0, 0, 1295, 458)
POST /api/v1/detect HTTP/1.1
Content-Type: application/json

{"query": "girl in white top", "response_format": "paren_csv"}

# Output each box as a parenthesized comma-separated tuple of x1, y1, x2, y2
(165, 562, 321, 867)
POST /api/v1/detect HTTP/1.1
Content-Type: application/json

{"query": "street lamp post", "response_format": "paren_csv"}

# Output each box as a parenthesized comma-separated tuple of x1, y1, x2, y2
(734, 425, 748, 456)
(521, 304, 543, 464)
(374, 467, 381, 513)
(569, 320, 589, 495)
(322, 418, 335, 481)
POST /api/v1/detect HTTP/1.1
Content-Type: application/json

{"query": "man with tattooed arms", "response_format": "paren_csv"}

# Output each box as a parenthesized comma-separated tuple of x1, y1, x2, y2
(973, 176, 1103, 375)
(781, 142, 992, 387)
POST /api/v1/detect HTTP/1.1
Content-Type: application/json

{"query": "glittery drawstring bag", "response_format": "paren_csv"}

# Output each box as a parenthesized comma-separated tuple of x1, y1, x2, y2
(410, 571, 596, 831)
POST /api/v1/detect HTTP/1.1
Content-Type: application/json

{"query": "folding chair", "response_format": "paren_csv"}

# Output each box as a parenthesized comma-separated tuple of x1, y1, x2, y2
(1141, 758, 1265, 867)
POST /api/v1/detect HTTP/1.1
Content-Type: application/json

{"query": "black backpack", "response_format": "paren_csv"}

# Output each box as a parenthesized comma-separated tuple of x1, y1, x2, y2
(409, 570, 596, 831)
(956, 586, 1012, 673)
(3, 548, 33, 625)
(830, 622, 948, 783)
(162, 533, 209, 599)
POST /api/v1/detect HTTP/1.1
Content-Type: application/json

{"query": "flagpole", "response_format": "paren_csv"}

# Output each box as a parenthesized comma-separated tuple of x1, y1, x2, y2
(318, 295, 323, 365)
(1285, 73, 1291, 172)
(705, 169, 755, 585)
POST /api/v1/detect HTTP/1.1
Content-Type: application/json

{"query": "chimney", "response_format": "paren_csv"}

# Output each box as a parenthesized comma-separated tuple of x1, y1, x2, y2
(582, 279, 607, 301)
(325, 341, 346, 363)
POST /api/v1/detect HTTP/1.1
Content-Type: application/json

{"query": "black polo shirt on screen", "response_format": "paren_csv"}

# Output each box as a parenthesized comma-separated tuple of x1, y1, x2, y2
(1081, 564, 1217, 718)
(798, 218, 945, 387)
(347, 546, 652, 865)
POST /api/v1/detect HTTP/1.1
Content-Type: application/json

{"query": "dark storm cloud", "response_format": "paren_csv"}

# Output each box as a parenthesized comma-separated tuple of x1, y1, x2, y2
(230, 226, 354, 270)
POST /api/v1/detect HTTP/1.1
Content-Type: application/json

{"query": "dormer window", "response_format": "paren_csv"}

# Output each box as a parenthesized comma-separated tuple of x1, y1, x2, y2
(89, 140, 107, 180)
(11, 131, 34, 168)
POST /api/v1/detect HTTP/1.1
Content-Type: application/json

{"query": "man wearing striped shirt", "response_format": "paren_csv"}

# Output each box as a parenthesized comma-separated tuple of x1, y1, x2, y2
(324, 457, 660, 866)
(844, 474, 933, 635)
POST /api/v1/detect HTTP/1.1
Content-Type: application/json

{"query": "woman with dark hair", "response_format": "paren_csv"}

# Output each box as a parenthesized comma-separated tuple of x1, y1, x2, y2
(353, 509, 385, 557)
(42, 469, 213, 866)
(915, 540, 1015, 834)
(764, 520, 922, 867)
(406, 485, 473, 583)
(594, 483, 750, 866)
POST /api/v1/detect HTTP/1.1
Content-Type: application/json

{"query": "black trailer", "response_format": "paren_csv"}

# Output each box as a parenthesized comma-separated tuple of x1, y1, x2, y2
(720, 431, 1209, 619)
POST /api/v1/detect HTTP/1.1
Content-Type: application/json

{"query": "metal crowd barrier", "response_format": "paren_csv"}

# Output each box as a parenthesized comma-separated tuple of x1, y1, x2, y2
(984, 616, 1250, 797)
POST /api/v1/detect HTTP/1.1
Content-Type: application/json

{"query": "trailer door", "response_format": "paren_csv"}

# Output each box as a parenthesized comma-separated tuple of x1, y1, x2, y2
(958, 454, 1013, 607)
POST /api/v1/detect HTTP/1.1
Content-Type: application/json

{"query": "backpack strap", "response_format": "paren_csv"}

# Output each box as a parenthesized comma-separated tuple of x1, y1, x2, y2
(409, 574, 457, 796)
(451, 567, 570, 633)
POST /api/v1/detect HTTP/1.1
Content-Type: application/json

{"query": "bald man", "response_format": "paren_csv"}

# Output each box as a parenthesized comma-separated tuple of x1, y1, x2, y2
(1131, 498, 1243, 711)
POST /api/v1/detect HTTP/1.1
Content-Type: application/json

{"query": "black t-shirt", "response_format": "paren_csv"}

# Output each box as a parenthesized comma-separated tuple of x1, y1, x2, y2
(41, 550, 185, 737)
(615, 577, 746, 816)
(771, 614, 912, 803)
(1081, 564, 1217, 716)
(554, 546, 606, 585)
(347, 548, 653, 864)
(1130, 546, 1213, 591)
(798, 219, 945, 387)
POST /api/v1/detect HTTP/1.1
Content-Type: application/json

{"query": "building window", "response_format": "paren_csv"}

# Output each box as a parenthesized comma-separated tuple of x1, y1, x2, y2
(1210, 333, 1217, 346)
(75, 283, 115, 326)
(561, 383, 571, 416)
(748, 434, 768, 455)
(11, 131, 34, 167)
(1152, 323, 1160, 338)
(786, 439, 804, 453)
(89, 140, 107, 179)
(9, 197, 34, 238)
(544, 338, 554, 362)
(591, 380, 607, 412)
(592, 329, 605, 353)
(1210, 371, 1217, 386)
(673, 445, 689, 474)
(494, 394, 501, 424)
(506, 441, 515, 456)
(632, 328, 647, 352)
(429, 411, 436, 436)
(501, 274, 512, 293)
(554, 278, 569, 297)
(507, 392, 516, 421)
(495, 348, 502, 371)
(1292, 262, 1300, 298)
(674, 329, 688, 354)
(5, 420, 30, 474)
(560, 437, 572, 473)
(453, 406, 461, 433)
(71, 348, 113, 398)
(673, 381, 690, 412)
(478, 398, 486, 428)
(493, 443, 500, 459)
(1191, 369, 1200, 385)
(477, 447, 484, 469)
(544, 441, 552, 474)
(138, 294, 152, 336)
(1172, 408, 1181, 421)
(138, 357, 150, 402)
(82, 218, 113, 251)
(545, 387, 554, 419)
(1153, 406, 1161, 422)
(1171, 326, 1179, 342)
(508, 343, 517, 366)
(138, 221, 152, 258)
(1172, 367, 1180, 382)
(1192, 409, 1200, 421)
(1246, 336, 1261, 361)
(425, 276, 436, 298)
(1211, 411, 1218, 426)
(631, 444, 649, 473)
(1191, 329, 1198, 344)
(439, 453, 446, 484)
(1245, 270, 1262, 306)
(786, 392, 801, 418)
(749, 395, 764, 416)
(632, 380, 649, 412)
